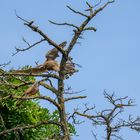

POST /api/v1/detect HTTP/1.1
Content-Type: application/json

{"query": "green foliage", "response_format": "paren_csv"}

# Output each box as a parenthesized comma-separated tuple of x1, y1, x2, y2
(0, 74, 66, 140)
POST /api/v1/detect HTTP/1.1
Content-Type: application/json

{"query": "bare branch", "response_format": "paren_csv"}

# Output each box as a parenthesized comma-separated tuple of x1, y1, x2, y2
(49, 20, 79, 29)
(111, 134, 124, 140)
(83, 27, 97, 32)
(15, 12, 67, 58)
(24, 23, 66, 56)
(68, 107, 84, 124)
(67, 0, 114, 54)
(12, 38, 45, 56)
(0, 77, 54, 91)
(12, 95, 61, 110)
(85, 2, 94, 15)
(0, 79, 34, 89)
(0, 61, 11, 68)
(66, 5, 89, 18)
(0, 71, 60, 79)
(74, 111, 97, 120)
(91, 130, 98, 140)
(92, 0, 115, 18)
(64, 89, 86, 95)
(92, 0, 102, 9)
(73, 92, 139, 140)
(39, 81, 59, 95)
(15, 10, 30, 24)
(104, 91, 136, 107)
(0, 121, 61, 136)
(83, 103, 96, 114)
(65, 96, 87, 102)
(85, 0, 103, 14)
(6, 2, 117, 140)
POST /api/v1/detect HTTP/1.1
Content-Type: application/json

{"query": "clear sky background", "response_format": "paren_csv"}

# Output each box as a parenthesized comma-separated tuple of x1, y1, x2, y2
(0, 0, 140, 139)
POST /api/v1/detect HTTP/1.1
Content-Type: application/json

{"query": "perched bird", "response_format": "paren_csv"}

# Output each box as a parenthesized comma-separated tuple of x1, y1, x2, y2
(12, 41, 66, 74)
(12, 60, 60, 74)
(46, 48, 59, 61)
(42, 60, 60, 72)
(16, 82, 39, 106)
(12, 41, 67, 74)
(64, 61, 78, 77)
(12, 65, 47, 74)
(23, 82, 39, 96)
(45, 41, 67, 61)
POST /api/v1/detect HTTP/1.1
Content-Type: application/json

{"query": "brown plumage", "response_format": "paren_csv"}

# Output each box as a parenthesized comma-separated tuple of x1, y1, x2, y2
(46, 48, 59, 61)
(16, 82, 39, 106)
(64, 61, 78, 76)
(45, 41, 67, 61)
(24, 82, 39, 96)
(12, 41, 66, 74)
(12, 65, 47, 74)
(12, 60, 60, 74)
(42, 60, 60, 72)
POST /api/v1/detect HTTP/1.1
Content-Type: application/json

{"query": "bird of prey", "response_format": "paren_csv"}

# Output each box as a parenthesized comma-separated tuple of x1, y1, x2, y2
(64, 61, 78, 77)
(12, 60, 60, 74)
(42, 60, 60, 72)
(12, 65, 47, 74)
(23, 82, 39, 96)
(16, 82, 39, 106)
(12, 41, 66, 74)
(45, 41, 67, 61)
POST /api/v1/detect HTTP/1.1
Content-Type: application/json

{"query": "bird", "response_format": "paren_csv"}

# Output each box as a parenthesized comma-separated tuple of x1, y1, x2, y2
(16, 82, 39, 106)
(12, 65, 47, 74)
(12, 41, 67, 74)
(45, 41, 67, 61)
(12, 60, 60, 74)
(64, 61, 78, 77)
(42, 60, 60, 72)
(23, 82, 39, 96)
(46, 47, 59, 61)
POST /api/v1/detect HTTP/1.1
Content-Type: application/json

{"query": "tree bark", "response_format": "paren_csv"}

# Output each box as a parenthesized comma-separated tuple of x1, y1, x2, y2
(58, 58, 70, 140)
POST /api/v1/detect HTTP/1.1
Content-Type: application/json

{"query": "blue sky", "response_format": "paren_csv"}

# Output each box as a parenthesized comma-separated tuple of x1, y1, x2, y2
(0, 0, 140, 139)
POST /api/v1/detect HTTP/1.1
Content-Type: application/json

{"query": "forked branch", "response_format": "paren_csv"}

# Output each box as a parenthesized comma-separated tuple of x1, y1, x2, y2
(0, 121, 61, 136)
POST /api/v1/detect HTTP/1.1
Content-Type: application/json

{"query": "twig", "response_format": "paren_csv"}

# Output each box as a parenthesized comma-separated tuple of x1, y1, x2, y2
(39, 81, 59, 95)
(0, 72, 60, 79)
(0, 121, 61, 136)
(64, 89, 86, 95)
(12, 38, 45, 56)
(83, 27, 97, 32)
(12, 95, 61, 110)
(91, 130, 98, 140)
(0, 61, 11, 68)
(65, 96, 87, 102)
(66, 5, 89, 18)
(49, 20, 79, 29)
(15, 12, 67, 58)
(66, 0, 114, 54)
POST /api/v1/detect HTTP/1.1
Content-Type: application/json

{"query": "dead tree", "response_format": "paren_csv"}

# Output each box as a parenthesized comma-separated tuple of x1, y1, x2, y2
(71, 91, 140, 140)
(0, 1, 116, 140)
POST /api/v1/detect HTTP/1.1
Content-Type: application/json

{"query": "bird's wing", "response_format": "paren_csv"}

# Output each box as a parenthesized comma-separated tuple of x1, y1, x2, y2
(24, 82, 39, 96)
(46, 48, 59, 60)
(43, 60, 60, 71)
(12, 65, 48, 74)
(45, 41, 67, 60)
(64, 61, 78, 76)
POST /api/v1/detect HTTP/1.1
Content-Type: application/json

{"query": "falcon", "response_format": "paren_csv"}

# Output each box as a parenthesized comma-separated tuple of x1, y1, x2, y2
(12, 60, 60, 74)
(64, 61, 78, 76)
(16, 82, 39, 106)
(45, 41, 67, 61)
